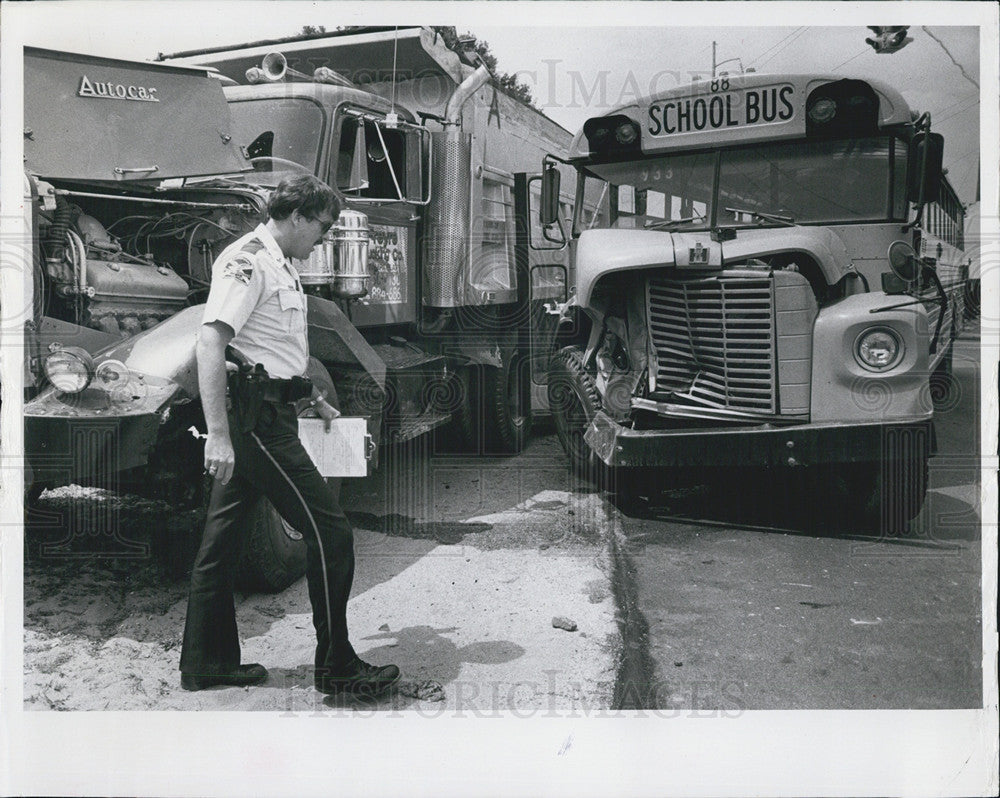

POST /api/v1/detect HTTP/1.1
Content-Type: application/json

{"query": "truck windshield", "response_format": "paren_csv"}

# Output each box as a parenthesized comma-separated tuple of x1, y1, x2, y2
(227, 98, 325, 183)
(584, 136, 898, 230)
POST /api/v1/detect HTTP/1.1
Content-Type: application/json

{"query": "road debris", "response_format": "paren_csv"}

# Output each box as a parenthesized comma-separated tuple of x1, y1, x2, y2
(397, 679, 445, 702)
(552, 616, 578, 632)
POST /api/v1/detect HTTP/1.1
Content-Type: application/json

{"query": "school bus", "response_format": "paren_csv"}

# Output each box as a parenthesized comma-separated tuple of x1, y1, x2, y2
(538, 73, 968, 530)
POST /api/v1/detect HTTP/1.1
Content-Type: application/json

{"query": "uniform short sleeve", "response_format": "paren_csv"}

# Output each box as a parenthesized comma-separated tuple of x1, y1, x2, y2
(202, 251, 265, 335)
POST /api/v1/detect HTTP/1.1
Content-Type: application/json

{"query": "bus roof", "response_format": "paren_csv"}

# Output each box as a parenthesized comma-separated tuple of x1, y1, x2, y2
(568, 73, 916, 160)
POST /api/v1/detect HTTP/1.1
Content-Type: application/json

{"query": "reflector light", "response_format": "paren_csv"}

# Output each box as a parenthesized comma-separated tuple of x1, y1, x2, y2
(95, 359, 131, 391)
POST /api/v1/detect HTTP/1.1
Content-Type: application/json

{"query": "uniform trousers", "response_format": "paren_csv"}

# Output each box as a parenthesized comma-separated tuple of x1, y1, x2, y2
(180, 400, 357, 677)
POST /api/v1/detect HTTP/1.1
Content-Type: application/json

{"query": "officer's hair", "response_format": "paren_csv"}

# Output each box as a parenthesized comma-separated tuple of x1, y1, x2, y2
(267, 175, 340, 222)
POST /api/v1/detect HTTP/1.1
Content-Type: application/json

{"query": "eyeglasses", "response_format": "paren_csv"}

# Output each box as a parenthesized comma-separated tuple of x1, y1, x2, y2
(304, 214, 336, 236)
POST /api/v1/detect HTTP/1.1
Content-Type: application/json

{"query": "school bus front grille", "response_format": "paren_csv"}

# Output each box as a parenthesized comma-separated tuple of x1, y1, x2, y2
(646, 271, 777, 414)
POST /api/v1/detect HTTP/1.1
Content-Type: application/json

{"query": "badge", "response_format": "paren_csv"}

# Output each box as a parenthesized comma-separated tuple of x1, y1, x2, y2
(222, 253, 254, 285)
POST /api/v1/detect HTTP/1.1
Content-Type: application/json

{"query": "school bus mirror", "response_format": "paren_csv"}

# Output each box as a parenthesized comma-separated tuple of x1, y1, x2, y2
(540, 165, 561, 226)
(907, 132, 944, 203)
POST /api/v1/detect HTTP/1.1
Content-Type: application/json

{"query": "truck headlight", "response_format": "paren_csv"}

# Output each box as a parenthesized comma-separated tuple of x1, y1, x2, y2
(854, 327, 903, 371)
(44, 346, 95, 393)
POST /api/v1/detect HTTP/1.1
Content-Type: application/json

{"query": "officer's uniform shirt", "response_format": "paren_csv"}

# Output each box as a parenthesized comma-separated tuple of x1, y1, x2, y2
(203, 223, 308, 379)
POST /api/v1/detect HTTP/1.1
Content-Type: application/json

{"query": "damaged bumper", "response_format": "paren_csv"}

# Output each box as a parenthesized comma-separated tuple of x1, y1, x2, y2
(24, 380, 182, 487)
(584, 411, 934, 469)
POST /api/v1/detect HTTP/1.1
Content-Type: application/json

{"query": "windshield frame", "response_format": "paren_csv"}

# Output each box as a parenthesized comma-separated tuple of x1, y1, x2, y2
(226, 95, 329, 184)
(575, 134, 905, 233)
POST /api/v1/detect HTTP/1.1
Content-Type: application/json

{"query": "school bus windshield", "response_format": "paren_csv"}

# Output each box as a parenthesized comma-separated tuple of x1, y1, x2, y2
(585, 136, 904, 230)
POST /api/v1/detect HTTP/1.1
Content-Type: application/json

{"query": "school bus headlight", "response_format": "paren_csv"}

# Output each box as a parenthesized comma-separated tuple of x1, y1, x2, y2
(44, 346, 94, 393)
(854, 327, 903, 371)
(807, 97, 837, 124)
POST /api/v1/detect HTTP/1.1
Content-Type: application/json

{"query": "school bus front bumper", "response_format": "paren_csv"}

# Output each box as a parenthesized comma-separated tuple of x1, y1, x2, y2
(584, 411, 934, 469)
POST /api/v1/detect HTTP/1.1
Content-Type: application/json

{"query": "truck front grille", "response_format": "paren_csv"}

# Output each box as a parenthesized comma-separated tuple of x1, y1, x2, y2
(646, 270, 777, 414)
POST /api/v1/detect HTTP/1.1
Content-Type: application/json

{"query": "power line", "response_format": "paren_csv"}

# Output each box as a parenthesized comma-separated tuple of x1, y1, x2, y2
(747, 27, 807, 69)
(830, 48, 870, 73)
(745, 28, 802, 66)
(934, 91, 981, 118)
(935, 98, 981, 126)
(922, 27, 979, 89)
(756, 28, 809, 69)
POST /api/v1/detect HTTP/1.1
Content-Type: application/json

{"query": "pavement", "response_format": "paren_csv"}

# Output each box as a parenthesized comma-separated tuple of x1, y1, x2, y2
(22, 439, 624, 713)
(240, 488, 623, 715)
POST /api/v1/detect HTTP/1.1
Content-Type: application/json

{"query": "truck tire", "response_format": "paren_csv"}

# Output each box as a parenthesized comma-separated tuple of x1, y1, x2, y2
(449, 365, 483, 453)
(548, 346, 604, 480)
(236, 498, 307, 593)
(483, 348, 530, 454)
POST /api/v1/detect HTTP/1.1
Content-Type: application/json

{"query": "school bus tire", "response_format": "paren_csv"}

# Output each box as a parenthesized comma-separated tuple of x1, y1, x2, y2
(236, 498, 307, 593)
(549, 346, 604, 481)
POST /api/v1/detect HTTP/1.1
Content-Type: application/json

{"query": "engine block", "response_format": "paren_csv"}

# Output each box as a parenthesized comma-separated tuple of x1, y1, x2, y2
(83, 256, 189, 337)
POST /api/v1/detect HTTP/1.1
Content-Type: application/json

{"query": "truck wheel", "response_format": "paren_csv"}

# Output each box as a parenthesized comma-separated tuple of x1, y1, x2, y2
(548, 346, 604, 480)
(236, 498, 307, 593)
(483, 349, 530, 454)
(449, 365, 483, 453)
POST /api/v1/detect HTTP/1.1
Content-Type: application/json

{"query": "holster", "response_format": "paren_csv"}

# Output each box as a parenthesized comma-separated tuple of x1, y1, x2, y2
(228, 363, 268, 433)
(227, 362, 314, 433)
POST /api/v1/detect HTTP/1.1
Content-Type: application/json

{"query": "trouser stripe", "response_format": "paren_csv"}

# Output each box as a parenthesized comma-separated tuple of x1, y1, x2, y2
(250, 430, 335, 654)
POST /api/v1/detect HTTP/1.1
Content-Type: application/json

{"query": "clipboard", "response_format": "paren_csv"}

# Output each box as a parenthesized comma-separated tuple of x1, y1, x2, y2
(297, 417, 372, 477)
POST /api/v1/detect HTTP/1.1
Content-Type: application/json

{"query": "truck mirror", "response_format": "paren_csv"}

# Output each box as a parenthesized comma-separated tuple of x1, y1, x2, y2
(907, 132, 943, 203)
(540, 165, 561, 226)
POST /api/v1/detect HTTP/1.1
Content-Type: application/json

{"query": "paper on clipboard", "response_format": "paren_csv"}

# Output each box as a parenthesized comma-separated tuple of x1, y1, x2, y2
(297, 417, 370, 477)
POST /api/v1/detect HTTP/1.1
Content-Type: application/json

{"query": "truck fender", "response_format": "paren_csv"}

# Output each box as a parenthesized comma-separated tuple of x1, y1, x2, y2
(449, 342, 503, 369)
(97, 304, 204, 399)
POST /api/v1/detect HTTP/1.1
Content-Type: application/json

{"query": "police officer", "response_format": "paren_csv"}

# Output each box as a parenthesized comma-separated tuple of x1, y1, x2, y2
(179, 175, 399, 697)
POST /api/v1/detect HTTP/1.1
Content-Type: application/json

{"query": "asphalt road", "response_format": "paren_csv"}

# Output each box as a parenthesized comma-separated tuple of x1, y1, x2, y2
(613, 323, 985, 710)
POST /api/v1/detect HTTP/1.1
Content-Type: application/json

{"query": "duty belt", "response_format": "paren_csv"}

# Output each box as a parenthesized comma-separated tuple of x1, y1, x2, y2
(260, 376, 313, 404)
(227, 363, 313, 432)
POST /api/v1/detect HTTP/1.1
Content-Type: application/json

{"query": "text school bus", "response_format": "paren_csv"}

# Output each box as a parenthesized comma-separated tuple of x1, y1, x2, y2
(538, 73, 968, 529)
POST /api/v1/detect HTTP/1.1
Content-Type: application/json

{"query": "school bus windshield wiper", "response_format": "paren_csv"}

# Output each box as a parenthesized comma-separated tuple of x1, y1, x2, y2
(644, 213, 705, 231)
(725, 206, 796, 226)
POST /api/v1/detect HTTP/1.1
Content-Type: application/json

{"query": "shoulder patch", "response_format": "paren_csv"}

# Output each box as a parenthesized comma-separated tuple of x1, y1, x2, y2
(222, 252, 255, 285)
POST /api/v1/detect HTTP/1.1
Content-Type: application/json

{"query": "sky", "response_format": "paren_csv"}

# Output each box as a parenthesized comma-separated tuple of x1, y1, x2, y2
(3, 2, 991, 205)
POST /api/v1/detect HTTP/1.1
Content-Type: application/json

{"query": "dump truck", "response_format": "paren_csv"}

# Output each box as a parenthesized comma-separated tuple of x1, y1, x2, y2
(23, 29, 584, 590)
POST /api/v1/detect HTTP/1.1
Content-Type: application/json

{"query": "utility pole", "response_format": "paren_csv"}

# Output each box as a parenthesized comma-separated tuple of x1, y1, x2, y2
(712, 41, 744, 78)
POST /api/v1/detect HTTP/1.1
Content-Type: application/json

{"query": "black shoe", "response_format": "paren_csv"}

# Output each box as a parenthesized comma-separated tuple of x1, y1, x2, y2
(181, 663, 269, 691)
(315, 658, 400, 698)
